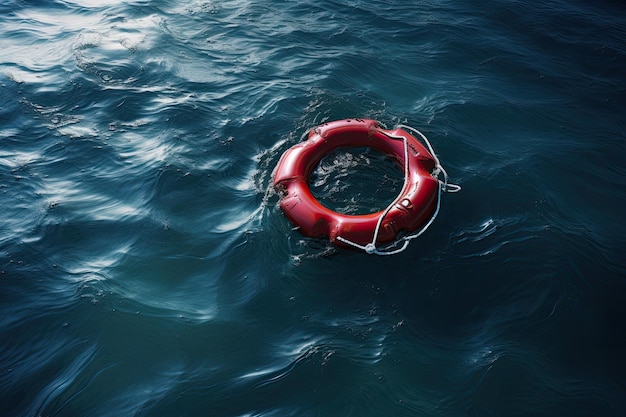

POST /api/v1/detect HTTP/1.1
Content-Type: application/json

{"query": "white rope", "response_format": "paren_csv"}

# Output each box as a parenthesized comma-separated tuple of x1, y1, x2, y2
(336, 124, 460, 255)
(397, 124, 461, 194)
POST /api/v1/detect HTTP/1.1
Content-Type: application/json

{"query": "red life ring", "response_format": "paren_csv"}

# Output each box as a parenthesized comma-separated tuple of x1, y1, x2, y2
(273, 118, 441, 252)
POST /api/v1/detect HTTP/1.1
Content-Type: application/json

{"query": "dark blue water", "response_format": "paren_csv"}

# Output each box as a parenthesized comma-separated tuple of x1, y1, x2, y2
(2, 1, 625, 416)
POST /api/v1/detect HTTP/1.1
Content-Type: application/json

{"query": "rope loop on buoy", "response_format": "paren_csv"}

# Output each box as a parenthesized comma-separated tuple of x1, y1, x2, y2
(335, 124, 460, 256)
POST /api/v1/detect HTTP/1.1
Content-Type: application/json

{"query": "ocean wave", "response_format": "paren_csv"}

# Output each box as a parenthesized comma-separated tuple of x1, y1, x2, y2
(2, 0, 626, 415)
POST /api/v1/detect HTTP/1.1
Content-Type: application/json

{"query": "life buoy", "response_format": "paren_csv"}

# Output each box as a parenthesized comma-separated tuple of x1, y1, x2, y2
(273, 118, 454, 254)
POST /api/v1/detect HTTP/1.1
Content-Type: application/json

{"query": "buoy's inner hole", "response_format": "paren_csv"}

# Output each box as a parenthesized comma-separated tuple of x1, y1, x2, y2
(309, 146, 404, 215)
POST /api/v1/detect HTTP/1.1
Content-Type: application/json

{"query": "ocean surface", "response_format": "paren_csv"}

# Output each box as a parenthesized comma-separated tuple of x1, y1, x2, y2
(1, 0, 625, 416)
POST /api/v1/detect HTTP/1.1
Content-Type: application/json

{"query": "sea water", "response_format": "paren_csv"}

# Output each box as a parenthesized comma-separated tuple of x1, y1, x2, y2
(1, 1, 625, 416)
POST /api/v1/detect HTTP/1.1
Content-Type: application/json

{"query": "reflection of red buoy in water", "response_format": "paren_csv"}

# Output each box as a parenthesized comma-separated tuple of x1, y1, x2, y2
(273, 118, 460, 255)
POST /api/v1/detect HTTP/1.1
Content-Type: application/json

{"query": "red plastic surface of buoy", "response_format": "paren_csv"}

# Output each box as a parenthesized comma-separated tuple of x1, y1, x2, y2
(273, 118, 440, 249)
